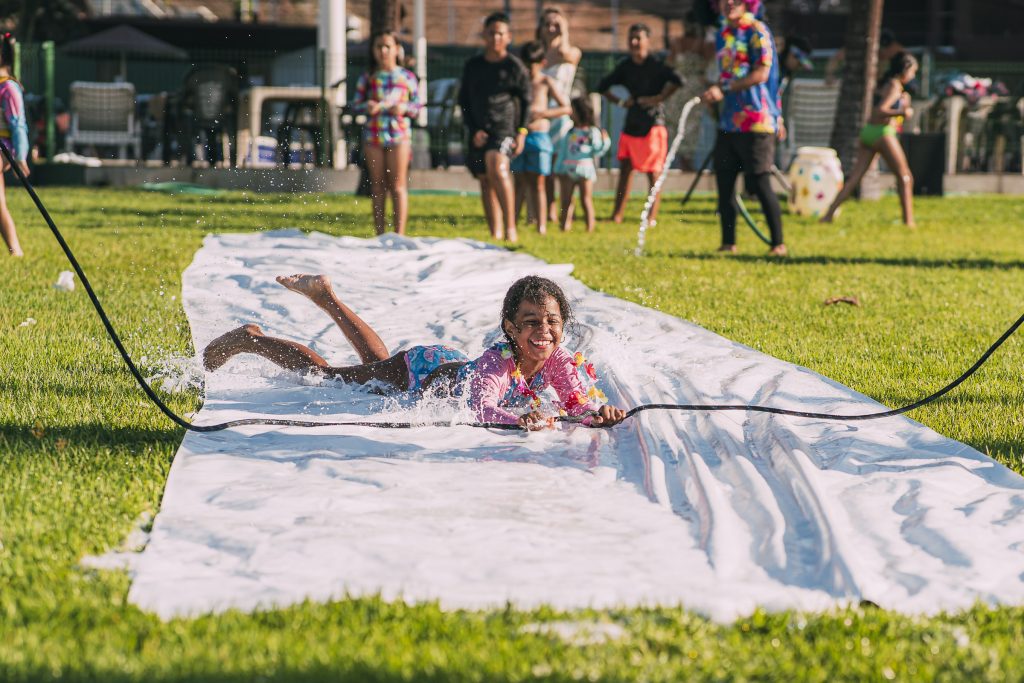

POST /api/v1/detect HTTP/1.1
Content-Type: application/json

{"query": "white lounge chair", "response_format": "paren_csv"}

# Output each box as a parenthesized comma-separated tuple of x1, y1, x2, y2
(783, 78, 842, 166)
(66, 81, 142, 160)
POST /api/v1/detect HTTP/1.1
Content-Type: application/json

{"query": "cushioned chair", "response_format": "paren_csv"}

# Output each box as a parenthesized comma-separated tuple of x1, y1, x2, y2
(782, 78, 842, 164)
(425, 77, 460, 169)
(66, 81, 141, 160)
(277, 100, 325, 167)
(181, 64, 240, 167)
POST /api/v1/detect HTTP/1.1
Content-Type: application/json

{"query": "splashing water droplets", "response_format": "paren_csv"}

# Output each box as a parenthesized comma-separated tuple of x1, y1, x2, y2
(634, 96, 702, 257)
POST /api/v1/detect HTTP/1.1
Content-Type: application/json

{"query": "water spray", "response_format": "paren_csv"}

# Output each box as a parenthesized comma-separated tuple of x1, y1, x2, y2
(634, 96, 702, 257)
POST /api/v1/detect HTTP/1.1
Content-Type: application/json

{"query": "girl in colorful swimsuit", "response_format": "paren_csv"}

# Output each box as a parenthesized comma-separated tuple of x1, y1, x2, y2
(0, 33, 28, 257)
(203, 274, 627, 430)
(820, 52, 918, 227)
(553, 97, 611, 233)
(351, 31, 422, 236)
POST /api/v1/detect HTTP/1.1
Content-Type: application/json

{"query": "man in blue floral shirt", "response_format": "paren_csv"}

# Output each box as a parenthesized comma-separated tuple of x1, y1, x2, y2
(701, 0, 786, 256)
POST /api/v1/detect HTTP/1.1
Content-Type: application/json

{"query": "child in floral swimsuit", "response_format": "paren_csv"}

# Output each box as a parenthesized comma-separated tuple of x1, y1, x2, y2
(204, 274, 627, 430)
(351, 31, 422, 236)
(553, 97, 611, 233)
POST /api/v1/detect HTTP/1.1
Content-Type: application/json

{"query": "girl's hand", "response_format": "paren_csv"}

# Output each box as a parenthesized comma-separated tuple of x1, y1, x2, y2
(701, 84, 724, 104)
(0, 159, 27, 176)
(518, 411, 555, 431)
(472, 129, 489, 148)
(367, 100, 382, 115)
(902, 94, 914, 119)
(588, 405, 627, 427)
(389, 102, 405, 116)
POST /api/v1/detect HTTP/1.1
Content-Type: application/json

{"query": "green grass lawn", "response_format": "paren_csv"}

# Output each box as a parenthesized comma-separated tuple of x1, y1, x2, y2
(1, 186, 1023, 681)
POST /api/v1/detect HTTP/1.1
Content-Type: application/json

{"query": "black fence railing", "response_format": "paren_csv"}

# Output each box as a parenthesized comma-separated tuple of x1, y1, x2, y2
(15, 41, 1024, 173)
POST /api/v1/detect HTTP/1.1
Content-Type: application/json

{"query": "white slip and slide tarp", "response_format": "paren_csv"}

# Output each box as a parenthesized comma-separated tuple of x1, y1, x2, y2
(124, 231, 1024, 621)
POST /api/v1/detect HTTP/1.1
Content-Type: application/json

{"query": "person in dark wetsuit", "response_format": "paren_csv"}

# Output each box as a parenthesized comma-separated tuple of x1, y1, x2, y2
(459, 12, 533, 243)
(701, 0, 787, 256)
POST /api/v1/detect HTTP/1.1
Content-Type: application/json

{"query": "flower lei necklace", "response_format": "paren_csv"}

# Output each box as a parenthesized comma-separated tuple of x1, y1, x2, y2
(497, 342, 606, 413)
(499, 343, 543, 409)
(564, 350, 607, 414)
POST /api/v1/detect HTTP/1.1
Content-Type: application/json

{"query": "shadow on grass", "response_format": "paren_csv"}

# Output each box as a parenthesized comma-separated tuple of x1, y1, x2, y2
(0, 422, 184, 452)
(656, 251, 1024, 271)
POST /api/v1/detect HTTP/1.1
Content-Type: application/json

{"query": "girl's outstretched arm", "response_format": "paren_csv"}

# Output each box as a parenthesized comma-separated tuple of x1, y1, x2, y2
(587, 404, 627, 427)
(350, 73, 377, 115)
(592, 127, 612, 158)
(0, 83, 29, 167)
(402, 70, 423, 120)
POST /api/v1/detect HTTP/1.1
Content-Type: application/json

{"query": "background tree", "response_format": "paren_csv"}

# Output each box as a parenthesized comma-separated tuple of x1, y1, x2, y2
(370, 0, 401, 64)
(0, 0, 89, 45)
(829, 0, 884, 174)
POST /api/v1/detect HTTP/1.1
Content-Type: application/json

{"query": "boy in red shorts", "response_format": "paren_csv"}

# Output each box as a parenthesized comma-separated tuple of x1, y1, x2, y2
(598, 23, 683, 224)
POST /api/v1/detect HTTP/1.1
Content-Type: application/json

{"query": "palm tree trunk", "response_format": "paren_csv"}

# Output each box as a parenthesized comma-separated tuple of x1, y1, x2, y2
(829, 0, 884, 174)
(371, 0, 402, 49)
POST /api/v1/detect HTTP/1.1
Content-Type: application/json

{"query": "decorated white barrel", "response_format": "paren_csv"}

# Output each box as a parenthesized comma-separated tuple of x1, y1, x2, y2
(788, 146, 844, 218)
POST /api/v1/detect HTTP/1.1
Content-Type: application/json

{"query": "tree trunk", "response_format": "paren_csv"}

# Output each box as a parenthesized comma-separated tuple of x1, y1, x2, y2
(370, 0, 401, 44)
(829, 0, 884, 174)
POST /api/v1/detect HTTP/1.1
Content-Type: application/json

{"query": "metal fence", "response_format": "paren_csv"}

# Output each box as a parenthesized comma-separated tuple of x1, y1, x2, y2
(15, 41, 1024, 173)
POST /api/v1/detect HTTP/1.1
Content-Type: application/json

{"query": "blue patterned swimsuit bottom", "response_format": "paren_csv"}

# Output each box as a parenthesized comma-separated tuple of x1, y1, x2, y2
(403, 344, 470, 392)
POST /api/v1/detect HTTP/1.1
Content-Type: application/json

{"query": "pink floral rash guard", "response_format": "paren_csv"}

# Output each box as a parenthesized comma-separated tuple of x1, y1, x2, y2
(458, 343, 606, 425)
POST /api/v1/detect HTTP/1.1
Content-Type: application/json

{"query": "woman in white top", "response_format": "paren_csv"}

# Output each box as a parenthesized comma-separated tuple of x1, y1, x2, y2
(537, 7, 582, 223)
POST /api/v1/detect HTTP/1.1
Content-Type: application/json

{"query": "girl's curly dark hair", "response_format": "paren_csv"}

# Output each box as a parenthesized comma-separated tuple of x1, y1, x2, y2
(1, 33, 15, 71)
(500, 275, 576, 346)
(878, 51, 917, 89)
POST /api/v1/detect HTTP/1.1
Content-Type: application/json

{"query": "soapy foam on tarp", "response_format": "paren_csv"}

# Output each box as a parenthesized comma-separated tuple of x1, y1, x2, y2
(117, 231, 1024, 621)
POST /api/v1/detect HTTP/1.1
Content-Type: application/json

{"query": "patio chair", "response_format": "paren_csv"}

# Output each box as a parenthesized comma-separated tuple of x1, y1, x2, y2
(425, 78, 460, 168)
(277, 100, 325, 167)
(66, 81, 142, 160)
(782, 78, 841, 166)
(181, 64, 240, 167)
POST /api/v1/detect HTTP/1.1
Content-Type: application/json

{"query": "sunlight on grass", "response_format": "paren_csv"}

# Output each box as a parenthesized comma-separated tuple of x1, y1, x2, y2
(1, 188, 1023, 680)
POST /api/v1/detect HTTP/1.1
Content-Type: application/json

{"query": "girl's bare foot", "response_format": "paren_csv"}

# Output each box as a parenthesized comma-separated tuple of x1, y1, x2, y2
(905, 220, 916, 228)
(203, 324, 263, 370)
(505, 227, 519, 243)
(768, 244, 788, 257)
(276, 274, 332, 302)
(610, 214, 624, 224)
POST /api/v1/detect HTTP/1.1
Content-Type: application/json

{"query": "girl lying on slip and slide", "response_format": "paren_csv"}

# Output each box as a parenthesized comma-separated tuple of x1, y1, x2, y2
(203, 274, 627, 430)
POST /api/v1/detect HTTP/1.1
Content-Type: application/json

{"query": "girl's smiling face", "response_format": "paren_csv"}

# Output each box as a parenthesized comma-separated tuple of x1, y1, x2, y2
(373, 33, 399, 70)
(504, 295, 564, 367)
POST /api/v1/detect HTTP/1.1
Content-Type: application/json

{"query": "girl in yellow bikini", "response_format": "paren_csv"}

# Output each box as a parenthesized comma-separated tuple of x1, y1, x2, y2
(820, 52, 918, 227)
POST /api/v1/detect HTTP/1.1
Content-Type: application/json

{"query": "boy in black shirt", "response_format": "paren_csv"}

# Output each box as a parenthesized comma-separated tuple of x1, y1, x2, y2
(598, 23, 683, 224)
(459, 12, 532, 242)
